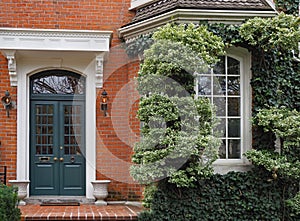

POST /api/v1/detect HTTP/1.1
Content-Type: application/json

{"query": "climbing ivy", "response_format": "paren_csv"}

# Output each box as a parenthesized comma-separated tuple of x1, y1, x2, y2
(125, 4, 300, 219)
(139, 170, 299, 221)
(275, 0, 300, 15)
(125, 34, 153, 58)
(239, 13, 300, 52)
(207, 15, 300, 112)
(245, 107, 300, 216)
(240, 14, 300, 110)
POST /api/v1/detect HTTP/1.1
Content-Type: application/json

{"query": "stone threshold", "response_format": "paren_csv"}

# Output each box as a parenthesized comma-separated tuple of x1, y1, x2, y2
(25, 196, 142, 207)
(25, 196, 94, 205)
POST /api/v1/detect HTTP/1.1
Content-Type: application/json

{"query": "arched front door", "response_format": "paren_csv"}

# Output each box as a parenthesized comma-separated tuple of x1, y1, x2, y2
(30, 70, 86, 196)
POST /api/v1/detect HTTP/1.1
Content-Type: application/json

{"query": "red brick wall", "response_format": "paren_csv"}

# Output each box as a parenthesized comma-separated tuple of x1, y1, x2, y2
(0, 56, 17, 183)
(0, 0, 143, 200)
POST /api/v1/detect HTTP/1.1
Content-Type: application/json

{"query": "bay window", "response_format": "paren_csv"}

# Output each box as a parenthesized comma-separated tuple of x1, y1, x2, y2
(196, 47, 252, 165)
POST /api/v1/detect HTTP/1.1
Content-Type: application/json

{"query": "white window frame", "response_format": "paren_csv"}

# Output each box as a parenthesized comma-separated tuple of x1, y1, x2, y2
(196, 47, 252, 172)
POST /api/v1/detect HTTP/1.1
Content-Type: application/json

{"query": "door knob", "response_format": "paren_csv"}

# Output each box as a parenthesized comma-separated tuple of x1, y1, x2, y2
(59, 157, 64, 162)
(53, 157, 58, 161)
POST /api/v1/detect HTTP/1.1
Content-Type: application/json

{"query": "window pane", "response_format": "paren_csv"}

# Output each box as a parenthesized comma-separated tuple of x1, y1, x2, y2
(32, 70, 85, 94)
(213, 57, 225, 75)
(214, 118, 226, 137)
(228, 97, 240, 116)
(214, 76, 226, 95)
(228, 77, 240, 95)
(228, 119, 240, 137)
(198, 76, 211, 95)
(218, 139, 226, 159)
(197, 55, 243, 160)
(214, 97, 226, 116)
(228, 57, 240, 76)
(228, 139, 240, 159)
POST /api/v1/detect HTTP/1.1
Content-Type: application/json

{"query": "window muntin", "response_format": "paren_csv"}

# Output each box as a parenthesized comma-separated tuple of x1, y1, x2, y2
(196, 55, 243, 160)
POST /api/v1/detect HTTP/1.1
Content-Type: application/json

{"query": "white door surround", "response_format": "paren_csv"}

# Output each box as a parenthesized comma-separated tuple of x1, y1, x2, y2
(0, 28, 112, 199)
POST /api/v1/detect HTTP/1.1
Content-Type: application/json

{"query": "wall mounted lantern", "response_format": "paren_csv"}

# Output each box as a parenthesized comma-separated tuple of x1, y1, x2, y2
(1, 91, 12, 117)
(101, 90, 108, 116)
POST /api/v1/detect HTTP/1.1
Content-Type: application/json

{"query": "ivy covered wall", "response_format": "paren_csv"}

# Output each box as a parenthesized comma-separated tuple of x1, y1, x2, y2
(126, 1, 300, 220)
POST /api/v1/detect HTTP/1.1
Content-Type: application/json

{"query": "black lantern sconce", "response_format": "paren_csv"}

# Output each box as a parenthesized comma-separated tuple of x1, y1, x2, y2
(101, 90, 108, 116)
(1, 91, 12, 117)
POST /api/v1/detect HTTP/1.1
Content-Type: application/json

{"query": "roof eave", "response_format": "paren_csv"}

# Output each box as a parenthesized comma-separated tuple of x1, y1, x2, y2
(118, 9, 278, 41)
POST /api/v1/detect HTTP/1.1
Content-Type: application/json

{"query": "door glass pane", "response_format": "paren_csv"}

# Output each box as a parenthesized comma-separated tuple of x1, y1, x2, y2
(32, 70, 85, 94)
(35, 104, 54, 155)
(64, 105, 83, 155)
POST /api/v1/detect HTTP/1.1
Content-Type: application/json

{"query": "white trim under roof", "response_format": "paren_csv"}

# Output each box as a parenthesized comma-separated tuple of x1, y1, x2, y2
(130, 0, 157, 10)
(119, 9, 278, 41)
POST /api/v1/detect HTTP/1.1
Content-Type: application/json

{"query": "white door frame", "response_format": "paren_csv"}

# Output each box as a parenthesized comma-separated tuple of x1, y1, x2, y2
(0, 28, 112, 199)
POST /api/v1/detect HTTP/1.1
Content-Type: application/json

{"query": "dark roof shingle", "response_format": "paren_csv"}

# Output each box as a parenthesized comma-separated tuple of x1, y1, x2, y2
(132, 0, 274, 23)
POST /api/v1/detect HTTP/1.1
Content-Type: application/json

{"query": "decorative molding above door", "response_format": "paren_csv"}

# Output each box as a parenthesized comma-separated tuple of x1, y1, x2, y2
(0, 28, 112, 88)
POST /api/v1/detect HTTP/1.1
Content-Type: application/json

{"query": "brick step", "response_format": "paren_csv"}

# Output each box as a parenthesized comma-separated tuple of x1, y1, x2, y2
(20, 204, 142, 221)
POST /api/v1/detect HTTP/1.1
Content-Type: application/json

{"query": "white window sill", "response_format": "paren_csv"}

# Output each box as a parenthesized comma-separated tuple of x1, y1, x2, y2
(213, 159, 253, 174)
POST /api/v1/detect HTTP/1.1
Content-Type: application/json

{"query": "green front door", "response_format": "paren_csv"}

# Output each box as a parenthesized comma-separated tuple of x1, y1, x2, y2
(30, 70, 86, 196)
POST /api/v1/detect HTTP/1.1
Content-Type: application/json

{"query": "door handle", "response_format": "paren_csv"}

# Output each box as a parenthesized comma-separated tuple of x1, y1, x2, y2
(59, 157, 64, 162)
(53, 157, 58, 161)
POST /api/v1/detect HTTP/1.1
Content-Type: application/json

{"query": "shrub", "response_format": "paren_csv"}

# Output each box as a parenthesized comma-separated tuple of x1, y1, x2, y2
(0, 185, 21, 221)
(131, 23, 224, 188)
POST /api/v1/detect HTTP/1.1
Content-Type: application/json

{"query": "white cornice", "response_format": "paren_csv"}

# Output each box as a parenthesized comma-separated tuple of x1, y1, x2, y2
(0, 28, 113, 87)
(0, 28, 112, 51)
(119, 9, 278, 41)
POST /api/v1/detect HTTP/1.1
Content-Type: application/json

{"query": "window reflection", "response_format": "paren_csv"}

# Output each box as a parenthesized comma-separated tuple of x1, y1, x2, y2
(197, 56, 242, 160)
(32, 70, 85, 95)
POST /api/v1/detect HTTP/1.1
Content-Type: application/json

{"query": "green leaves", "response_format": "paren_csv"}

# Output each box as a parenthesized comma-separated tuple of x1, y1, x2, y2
(152, 23, 225, 65)
(246, 107, 300, 218)
(0, 185, 21, 221)
(275, 0, 300, 15)
(131, 23, 224, 187)
(138, 170, 297, 220)
(131, 95, 219, 186)
(239, 13, 300, 52)
(286, 192, 300, 217)
(130, 6, 300, 219)
(255, 107, 300, 151)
